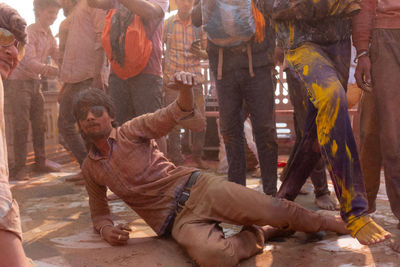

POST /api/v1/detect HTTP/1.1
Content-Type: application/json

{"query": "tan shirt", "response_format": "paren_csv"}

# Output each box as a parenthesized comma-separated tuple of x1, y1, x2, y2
(82, 101, 205, 235)
(60, 0, 109, 84)
(0, 78, 22, 239)
(162, 14, 207, 83)
(9, 23, 58, 80)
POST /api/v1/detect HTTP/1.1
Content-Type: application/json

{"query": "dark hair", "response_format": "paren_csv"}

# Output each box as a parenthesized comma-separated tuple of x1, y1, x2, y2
(33, 0, 61, 18)
(0, 3, 27, 44)
(72, 87, 118, 127)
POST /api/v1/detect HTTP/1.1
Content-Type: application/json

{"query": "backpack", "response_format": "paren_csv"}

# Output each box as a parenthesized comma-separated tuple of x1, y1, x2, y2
(201, 0, 255, 47)
(200, 0, 265, 79)
(102, 7, 152, 80)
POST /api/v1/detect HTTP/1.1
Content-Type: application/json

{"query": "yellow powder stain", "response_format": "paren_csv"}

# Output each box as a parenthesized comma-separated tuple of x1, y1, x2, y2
(303, 65, 309, 76)
(331, 140, 338, 157)
(288, 23, 295, 47)
(315, 88, 340, 146)
(346, 145, 352, 160)
(285, 43, 342, 146)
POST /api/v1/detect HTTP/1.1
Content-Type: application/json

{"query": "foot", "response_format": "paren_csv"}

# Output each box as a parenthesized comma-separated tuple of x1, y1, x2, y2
(107, 193, 120, 201)
(315, 193, 339, 211)
(299, 188, 309, 195)
(33, 160, 61, 173)
(253, 167, 261, 178)
(261, 225, 295, 241)
(10, 167, 29, 181)
(65, 172, 83, 182)
(353, 220, 391, 245)
(389, 238, 400, 253)
(193, 158, 209, 169)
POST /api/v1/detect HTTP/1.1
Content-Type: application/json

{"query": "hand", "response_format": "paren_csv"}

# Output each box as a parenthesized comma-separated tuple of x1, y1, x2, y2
(92, 75, 105, 91)
(102, 224, 131, 246)
(354, 55, 373, 92)
(189, 41, 208, 60)
(44, 65, 59, 79)
(273, 46, 285, 66)
(167, 71, 198, 91)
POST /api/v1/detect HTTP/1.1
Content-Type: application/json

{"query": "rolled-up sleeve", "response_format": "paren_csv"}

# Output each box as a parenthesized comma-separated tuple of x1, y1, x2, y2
(120, 101, 206, 140)
(83, 166, 114, 233)
(352, 0, 375, 53)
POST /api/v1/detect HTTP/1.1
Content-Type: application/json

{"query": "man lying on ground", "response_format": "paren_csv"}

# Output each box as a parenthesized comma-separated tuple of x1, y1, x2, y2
(75, 71, 349, 267)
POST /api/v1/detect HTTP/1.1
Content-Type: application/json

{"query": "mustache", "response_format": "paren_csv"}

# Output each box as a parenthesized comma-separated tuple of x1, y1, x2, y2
(86, 122, 100, 127)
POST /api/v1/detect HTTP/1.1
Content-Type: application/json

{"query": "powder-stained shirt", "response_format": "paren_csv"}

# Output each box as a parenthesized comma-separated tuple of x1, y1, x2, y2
(82, 101, 205, 236)
(271, 0, 354, 50)
(162, 14, 206, 82)
(60, 0, 109, 84)
(352, 0, 400, 53)
(8, 23, 58, 81)
(0, 78, 22, 240)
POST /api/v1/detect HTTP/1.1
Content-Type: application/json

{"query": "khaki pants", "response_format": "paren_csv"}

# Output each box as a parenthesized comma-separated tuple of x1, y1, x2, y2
(359, 28, 400, 221)
(172, 173, 333, 267)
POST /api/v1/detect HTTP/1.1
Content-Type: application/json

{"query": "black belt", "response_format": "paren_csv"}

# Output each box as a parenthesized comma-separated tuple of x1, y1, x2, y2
(176, 171, 200, 214)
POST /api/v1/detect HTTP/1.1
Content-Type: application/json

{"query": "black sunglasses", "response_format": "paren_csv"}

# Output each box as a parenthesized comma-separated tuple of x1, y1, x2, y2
(77, 106, 104, 121)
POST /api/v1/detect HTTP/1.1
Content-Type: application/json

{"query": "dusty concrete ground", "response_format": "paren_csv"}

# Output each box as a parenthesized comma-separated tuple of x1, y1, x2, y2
(9, 158, 400, 267)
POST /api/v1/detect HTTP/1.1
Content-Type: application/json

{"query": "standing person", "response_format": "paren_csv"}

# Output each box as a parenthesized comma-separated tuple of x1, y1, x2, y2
(281, 67, 339, 210)
(88, 0, 169, 154)
(5, 0, 61, 180)
(266, 0, 391, 245)
(58, 0, 108, 169)
(162, 0, 208, 168)
(74, 76, 349, 267)
(0, 3, 31, 266)
(353, 0, 400, 252)
(191, 0, 278, 195)
(58, 0, 78, 67)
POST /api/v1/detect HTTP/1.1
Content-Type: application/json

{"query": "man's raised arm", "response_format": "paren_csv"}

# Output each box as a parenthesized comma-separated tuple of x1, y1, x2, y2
(120, 72, 206, 141)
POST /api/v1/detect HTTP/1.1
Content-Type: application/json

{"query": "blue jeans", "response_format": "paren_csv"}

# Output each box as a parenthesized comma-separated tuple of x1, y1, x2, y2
(215, 66, 278, 195)
(108, 73, 163, 125)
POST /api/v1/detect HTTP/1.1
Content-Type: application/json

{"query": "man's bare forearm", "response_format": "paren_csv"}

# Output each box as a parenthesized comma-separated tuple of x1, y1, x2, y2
(117, 0, 164, 21)
(87, 0, 114, 10)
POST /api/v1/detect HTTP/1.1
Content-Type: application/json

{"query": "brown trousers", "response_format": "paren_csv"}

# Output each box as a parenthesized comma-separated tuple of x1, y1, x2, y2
(172, 173, 333, 267)
(4, 79, 45, 171)
(359, 28, 400, 221)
